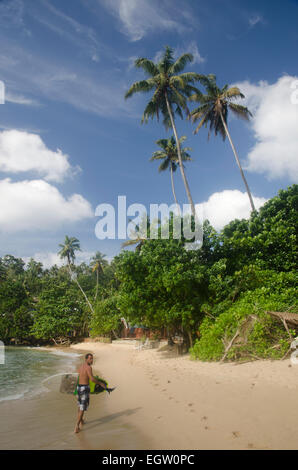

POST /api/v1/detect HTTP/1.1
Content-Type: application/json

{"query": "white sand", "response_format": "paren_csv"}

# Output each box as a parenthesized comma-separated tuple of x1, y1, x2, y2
(71, 340, 298, 450)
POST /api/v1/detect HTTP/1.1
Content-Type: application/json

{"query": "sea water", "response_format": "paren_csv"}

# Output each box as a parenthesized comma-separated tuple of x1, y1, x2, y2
(0, 346, 81, 403)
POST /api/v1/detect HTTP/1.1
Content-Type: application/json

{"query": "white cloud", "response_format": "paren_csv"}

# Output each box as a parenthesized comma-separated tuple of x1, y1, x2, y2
(176, 41, 205, 65)
(24, 250, 97, 269)
(248, 14, 263, 28)
(234, 75, 298, 182)
(24, 252, 64, 269)
(196, 190, 267, 231)
(32, 0, 101, 63)
(0, 130, 78, 182)
(0, 43, 137, 118)
(0, 0, 24, 28)
(0, 0, 31, 36)
(153, 42, 205, 69)
(100, 0, 190, 41)
(5, 91, 39, 106)
(0, 178, 93, 232)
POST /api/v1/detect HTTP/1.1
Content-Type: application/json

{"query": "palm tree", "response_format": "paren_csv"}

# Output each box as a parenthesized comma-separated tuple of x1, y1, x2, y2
(58, 235, 80, 266)
(90, 251, 108, 301)
(189, 75, 256, 211)
(125, 45, 203, 217)
(58, 236, 94, 314)
(150, 135, 192, 206)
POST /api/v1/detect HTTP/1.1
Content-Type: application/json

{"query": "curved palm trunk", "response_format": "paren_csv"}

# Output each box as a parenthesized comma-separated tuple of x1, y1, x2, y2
(170, 164, 178, 206)
(94, 269, 99, 301)
(220, 111, 256, 212)
(165, 91, 196, 217)
(68, 262, 94, 314)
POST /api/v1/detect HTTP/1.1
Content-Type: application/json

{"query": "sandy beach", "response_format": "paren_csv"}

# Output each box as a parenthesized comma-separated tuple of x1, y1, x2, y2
(69, 340, 298, 450)
(2, 340, 298, 450)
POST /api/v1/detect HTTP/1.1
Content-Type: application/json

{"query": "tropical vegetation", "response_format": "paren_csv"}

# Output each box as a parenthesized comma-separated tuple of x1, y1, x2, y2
(0, 45, 297, 363)
(0, 185, 297, 361)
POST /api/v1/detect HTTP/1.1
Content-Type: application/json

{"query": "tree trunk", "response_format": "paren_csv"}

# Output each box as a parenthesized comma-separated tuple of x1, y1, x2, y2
(170, 164, 178, 206)
(187, 329, 193, 349)
(68, 263, 94, 314)
(94, 269, 99, 301)
(112, 329, 119, 340)
(220, 111, 256, 212)
(165, 91, 196, 217)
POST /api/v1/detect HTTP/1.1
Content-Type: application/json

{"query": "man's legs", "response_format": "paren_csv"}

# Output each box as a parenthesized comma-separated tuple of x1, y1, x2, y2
(74, 409, 84, 433)
(75, 385, 90, 433)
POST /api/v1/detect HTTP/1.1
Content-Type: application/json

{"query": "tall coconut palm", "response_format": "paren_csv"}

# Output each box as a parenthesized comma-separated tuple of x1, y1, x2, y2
(150, 135, 192, 206)
(90, 251, 108, 301)
(125, 46, 203, 217)
(189, 75, 256, 211)
(58, 236, 94, 314)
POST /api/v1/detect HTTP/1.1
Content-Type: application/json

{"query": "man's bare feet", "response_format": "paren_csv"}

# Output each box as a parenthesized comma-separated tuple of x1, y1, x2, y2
(74, 425, 80, 433)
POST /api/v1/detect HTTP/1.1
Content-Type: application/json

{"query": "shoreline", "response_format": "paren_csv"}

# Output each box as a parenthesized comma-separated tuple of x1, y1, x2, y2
(1, 340, 298, 449)
(0, 343, 148, 450)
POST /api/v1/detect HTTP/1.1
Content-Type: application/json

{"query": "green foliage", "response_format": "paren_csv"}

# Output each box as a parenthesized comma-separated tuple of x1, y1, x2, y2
(31, 277, 89, 342)
(216, 185, 298, 273)
(190, 270, 298, 361)
(125, 46, 202, 129)
(0, 278, 29, 341)
(116, 238, 208, 342)
(90, 293, 122, 337)
(0, 185, 296, 358)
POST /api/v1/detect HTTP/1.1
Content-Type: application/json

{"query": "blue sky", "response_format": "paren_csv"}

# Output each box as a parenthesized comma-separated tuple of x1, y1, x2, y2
(0, 0, 297, 267)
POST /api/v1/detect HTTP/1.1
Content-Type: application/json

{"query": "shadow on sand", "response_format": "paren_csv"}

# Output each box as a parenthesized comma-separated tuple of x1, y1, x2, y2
(83, 407, 142, 431)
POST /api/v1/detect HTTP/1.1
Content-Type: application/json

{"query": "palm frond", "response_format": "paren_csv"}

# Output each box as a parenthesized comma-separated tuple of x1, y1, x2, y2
(141, 99, 159, 123)
(177, 72, 202, 83)
(155, 139, 169, 149)
(169, 53, 193, 75)
(158, 158, 170, 172)
(134, 58, 159, 77)
(150, 150, 167, 160)
(224, 86, 245, 100)
(158, 45, 175, 73)
(125, 79, 156, 99)
(228, 103, 252, 120)
(193, 113, 209, 134)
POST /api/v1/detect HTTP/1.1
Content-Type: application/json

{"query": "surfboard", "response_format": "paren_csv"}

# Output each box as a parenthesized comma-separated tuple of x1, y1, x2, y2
(88, 376, 108, 395)
(71, 375, 108, 395)
(53, 373, 109, 395)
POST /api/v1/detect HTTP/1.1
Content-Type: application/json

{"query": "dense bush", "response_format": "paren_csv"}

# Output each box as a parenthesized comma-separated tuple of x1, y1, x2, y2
(90, 293, 122, 338)
(190, 270, 298, 361)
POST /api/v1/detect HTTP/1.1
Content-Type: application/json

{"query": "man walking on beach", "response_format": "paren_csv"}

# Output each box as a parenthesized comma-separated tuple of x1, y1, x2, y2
(75, 353, 111, 433)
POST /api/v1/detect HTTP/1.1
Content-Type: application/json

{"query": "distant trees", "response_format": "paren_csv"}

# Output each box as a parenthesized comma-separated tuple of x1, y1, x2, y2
(58, 235, 94, 314)
(90, 251, 108, 301)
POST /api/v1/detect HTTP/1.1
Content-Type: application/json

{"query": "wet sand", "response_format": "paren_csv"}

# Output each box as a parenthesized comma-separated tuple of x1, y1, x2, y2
(0, 388, 149, 450)
(0, 347, 150, 450)
(2, 340, 298, 449)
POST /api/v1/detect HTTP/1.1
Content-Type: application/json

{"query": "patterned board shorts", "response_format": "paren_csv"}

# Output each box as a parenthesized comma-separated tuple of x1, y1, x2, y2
(77, 385, 90, 411)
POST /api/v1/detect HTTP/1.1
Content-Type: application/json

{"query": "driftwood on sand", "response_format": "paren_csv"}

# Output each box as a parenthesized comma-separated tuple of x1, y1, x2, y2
(220, 312, 298, 362)
(220, 315, 258, 363)
(266, 311, 298, 340)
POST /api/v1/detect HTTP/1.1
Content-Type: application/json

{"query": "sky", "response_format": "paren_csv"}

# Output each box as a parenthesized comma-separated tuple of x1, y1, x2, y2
(0, 0, 297, 268)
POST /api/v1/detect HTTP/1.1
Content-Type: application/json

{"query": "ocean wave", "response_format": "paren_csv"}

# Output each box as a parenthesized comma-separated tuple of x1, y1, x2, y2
(0, 392, 28, 403)
(28, 347, 82, 358)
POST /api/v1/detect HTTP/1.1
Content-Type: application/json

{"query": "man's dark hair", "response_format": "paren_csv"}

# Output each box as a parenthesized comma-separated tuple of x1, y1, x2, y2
(85, 353, 93, 360)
